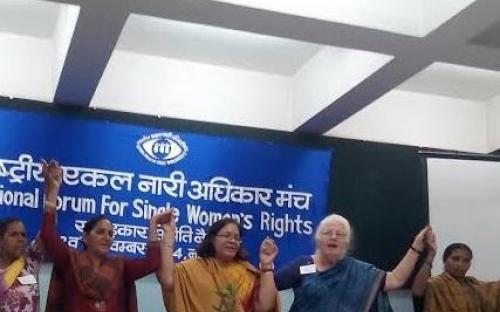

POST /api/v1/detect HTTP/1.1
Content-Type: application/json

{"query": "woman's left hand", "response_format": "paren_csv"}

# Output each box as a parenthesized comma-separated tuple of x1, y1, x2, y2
(259, 237, 278, 266)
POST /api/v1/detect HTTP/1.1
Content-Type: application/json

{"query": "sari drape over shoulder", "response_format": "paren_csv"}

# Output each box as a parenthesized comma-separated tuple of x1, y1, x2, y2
(0, 247, 42, 312)
(288, 257, 392, 312)
(163, 258, 279, 312)
(424, 273, 500, 312)
(45, 251, 138, 312)
(41, 212, 159, 312)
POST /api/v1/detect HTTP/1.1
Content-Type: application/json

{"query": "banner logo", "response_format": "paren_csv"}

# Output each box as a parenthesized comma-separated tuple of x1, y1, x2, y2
(137, 132, 188, 165)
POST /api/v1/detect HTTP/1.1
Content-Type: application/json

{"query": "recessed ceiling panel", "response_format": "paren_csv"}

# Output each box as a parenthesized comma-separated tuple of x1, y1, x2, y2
(326, 90, 488, 153)
(116, 14, 322, 76)
(92, 50, 293, 131)
(0, 0, 61, 38)
(0, 0, 79, 102)
(210, 0, 476, 37)
(397, 62, 500, 102)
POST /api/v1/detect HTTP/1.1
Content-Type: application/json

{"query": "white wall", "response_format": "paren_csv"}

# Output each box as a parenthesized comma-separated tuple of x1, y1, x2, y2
(92, 50, 292, 131)
(427, 158, 500, 280)
(328, 90, 488, 153)
(0, 33, 53, 102)
(486, 94, 500, 152)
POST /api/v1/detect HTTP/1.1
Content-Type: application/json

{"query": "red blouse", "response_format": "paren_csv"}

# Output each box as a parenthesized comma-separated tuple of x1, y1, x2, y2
(41, 212, 160, 312)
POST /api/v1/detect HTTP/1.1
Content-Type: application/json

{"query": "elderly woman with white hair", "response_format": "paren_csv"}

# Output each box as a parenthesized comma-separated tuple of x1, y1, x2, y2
(274, 214, 432, 312)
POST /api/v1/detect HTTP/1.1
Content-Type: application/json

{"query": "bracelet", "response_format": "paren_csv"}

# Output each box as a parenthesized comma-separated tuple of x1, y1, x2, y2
(259, 262, 274, 272)
(410, 246, 423, 254)
(45, 201, 56, 209)
(260, 268, 274, 273)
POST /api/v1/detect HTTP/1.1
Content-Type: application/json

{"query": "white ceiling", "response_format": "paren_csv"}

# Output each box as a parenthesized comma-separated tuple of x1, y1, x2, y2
(2, 0, 500, 154)
(397, 63, 500, 102)
(210, 0, 476, 37)
(0, 0, 60, 38)
(117, 14, 322, 76)
(0, 0, 78, 102)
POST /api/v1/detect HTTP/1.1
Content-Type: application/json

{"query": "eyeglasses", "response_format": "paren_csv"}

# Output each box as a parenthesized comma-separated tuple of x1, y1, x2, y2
(320, 230, 347, 238)
(215, 233, 242, 243)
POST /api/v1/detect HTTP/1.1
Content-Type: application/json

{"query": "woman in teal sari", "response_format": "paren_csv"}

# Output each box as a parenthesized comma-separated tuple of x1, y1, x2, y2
(275, 214, 431, 312)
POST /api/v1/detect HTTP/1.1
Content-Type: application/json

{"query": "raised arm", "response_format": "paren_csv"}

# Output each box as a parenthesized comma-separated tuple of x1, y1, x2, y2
(40, 160, 70, 270)
(123, 212, 174, 282)
(155, 209, 177, 292)
(255, 237, 279, 312)
(412, 227, 437, 297)
(384, 226, 428, 291)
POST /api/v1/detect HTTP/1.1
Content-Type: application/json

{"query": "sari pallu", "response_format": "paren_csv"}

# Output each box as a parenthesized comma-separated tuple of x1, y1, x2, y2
(424, 273, 500, 312)
(163, 258, 279, 312)
(0, 247, 42, 312)
(0, 257, 25, 296)
(41, 211, 160, 312)
(289, 257, 393, 312)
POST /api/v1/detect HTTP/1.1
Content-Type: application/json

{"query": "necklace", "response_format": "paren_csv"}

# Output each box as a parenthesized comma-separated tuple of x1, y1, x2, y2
(94, 301, 106, 311)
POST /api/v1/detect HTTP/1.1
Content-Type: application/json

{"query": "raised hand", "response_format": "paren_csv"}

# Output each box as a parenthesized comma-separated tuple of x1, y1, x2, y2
(159, 209, 177, 246)
(259, 237, 278, 268)
(42, 159, 63, 189)
(42, 159, 63, 209)
(412, 226, 429, 252)
(425, 226, 437, 255)
(151, 209, 176, 245)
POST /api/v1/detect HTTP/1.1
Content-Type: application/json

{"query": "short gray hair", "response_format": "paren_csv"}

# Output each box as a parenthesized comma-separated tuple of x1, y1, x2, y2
(314, 214, 352, 242)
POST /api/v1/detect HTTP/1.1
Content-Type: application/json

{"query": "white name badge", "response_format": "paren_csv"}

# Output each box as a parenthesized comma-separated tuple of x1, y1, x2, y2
(299, 264, 317, 275)
(18, 274, 37, 285)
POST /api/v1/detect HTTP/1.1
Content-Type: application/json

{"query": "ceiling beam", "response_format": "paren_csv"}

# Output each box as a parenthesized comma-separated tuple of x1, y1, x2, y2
(54, 0, 128, 106)
(50, 0, 500, 137)
(295, 0, 500, 134)
(132, 0, 421, 56)
(296, 57, 433, 134)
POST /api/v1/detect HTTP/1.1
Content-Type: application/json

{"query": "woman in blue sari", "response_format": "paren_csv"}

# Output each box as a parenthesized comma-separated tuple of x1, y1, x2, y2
(275, 214, 431, 312)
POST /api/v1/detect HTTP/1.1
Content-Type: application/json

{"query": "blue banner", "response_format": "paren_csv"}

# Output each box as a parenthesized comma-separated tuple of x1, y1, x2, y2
(0, 108, 333, 266)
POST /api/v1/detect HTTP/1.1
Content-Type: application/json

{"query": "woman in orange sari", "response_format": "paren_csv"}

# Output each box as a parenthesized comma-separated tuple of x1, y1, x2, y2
(157, 217, 279, 312)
